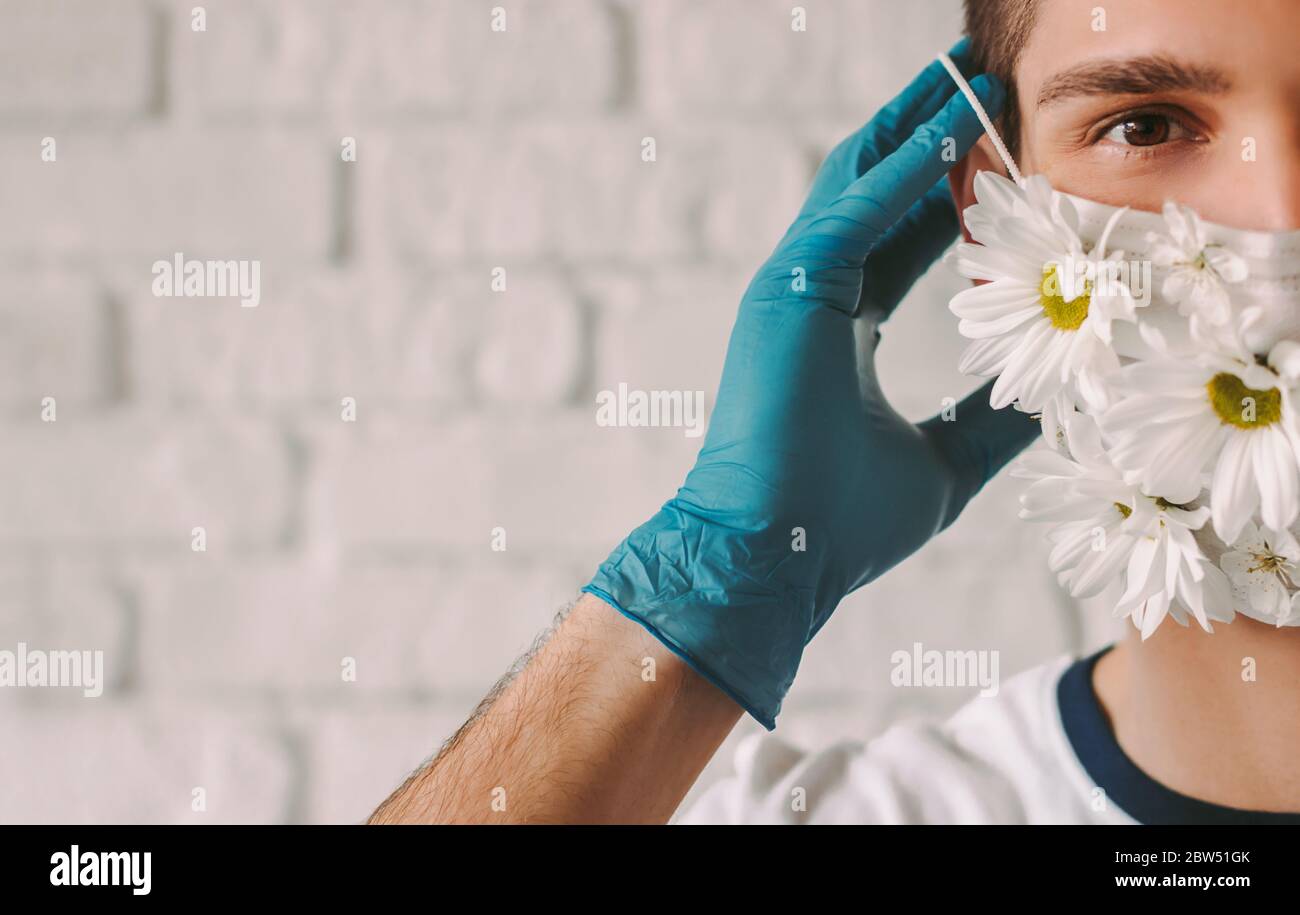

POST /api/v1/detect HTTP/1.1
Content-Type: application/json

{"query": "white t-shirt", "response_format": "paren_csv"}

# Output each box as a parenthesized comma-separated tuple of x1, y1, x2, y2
(678, 650, 1300, 825)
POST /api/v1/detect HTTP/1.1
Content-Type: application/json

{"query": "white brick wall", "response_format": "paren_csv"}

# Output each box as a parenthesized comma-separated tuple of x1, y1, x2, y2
(0, 0, 1121, 824)
(0, 0, 156, 117)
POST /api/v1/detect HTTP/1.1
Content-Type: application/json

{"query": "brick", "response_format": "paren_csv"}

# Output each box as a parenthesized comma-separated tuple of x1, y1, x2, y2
(0, 557, 132, 704)
(835, 0, 966, 116)
(0, 559, 40, 648)
(0, 0, 154, 117)
(122, 268, 468, 408)
(137, 556, 580, 695)
(637, 0, 840, 116)
(305, 411, 697, 556)
(474, 272, 583, 406)
(123, 269, 360, 408)
(138, 557, 421, 695)
(405, 559, 585, 692)
(0, 273, 111, 414)
(355, 123, 807, 265)
(11, 558, 135, 696)
(590, 267, 746, 399)
(0, 414, 290, 547)
(0, 703, 294, 824)
(355, 127, 649, 263)
(0, 128, 333, 261)
(168, 0, 619, 116)
(688, 128, 808, 260)
(298, 703, 474, 824)
(123, 266, 582, 409)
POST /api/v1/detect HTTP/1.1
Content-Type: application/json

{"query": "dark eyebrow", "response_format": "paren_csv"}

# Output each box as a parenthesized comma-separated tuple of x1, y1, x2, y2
(1037, 55, 1232, 107)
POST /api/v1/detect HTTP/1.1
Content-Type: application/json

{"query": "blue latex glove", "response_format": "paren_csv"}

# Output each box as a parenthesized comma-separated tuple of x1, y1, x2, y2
(584, 40, 1037, 729)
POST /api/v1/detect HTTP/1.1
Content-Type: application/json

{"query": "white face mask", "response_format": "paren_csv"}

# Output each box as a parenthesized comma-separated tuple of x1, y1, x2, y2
(939, 53, 1300, 635)
(1069, 193, 1300, 358)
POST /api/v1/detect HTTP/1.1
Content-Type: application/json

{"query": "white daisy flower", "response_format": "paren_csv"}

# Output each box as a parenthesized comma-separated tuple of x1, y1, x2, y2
(1013, 410, 1139, 599)
(1100, 342, 1300, 545)
(1011, 411, 1233, 637)
(1148, 200, 1248, 342)
(1219, 522, 1300, 626)
(1113, 493, 1236, 639)
(950, 172, 1141, 414)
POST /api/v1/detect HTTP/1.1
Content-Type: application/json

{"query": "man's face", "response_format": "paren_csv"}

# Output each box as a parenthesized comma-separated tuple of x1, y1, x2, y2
(1012, 0, 1300, 230)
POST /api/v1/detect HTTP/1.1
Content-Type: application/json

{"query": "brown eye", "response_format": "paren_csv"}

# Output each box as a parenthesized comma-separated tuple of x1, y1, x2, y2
(1102, 113, 1178, 147)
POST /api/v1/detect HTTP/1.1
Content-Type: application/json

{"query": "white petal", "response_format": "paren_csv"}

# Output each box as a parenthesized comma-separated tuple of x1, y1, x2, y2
(1251, 428, 1299, 533)
(972, 170, 1025, 215)
(1140, 592, 1172, 640)
(1071, 532, 1136, 597)
(958, 306, 1045, 340)
(1268, 340, 1300, 384)
(1009, 449, 1080, 480)
(1117, 536, 1165, 611)
(989, 319, 1055, 409)
(1204, 245, 1248, 283)
(952, 243, 1044, 283)
(1198, 564, 1237, 624)
(1211, 432, 1260, 544)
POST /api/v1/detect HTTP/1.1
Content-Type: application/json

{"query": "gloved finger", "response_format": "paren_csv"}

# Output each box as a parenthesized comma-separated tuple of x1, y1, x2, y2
(858, 179, 959, 317)
(917, 378, 1040, 526)
(787, 75, 1002, 267)
(795, 38, 978, 222)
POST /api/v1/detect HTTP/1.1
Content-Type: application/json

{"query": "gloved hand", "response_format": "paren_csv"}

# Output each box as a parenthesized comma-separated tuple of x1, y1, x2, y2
(584, 40, 1037, 729)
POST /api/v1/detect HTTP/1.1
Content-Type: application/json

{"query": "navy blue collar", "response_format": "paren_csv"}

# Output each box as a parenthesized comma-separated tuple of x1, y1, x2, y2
(1057, 647, 1300, 825)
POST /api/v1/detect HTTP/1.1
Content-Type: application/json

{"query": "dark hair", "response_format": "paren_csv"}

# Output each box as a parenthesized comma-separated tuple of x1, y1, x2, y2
(963, 0, 1040, 159)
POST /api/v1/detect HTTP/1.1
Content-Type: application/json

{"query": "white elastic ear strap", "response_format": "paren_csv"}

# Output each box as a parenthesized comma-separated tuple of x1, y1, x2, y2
(937, 52, 1024, 185)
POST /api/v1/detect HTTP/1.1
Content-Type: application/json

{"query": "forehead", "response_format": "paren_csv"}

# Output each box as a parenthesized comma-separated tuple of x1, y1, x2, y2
(1017, 0, 1300, 99)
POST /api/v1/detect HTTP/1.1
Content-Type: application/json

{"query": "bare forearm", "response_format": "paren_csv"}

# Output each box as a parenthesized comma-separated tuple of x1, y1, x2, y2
(368, 593, 742, 824)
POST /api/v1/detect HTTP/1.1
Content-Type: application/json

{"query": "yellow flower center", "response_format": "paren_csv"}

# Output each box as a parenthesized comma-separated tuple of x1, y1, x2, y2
(1247, 544, 1298, 589)
(1206, 373, 1282, 429)
(1114, 502, 1132, 519)
(1250, 551, 1290, 576)
(1039, 265, 1091, 331)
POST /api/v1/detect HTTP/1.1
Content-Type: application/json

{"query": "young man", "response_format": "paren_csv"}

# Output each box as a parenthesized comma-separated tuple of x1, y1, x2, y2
(370, 0, 1300, 824)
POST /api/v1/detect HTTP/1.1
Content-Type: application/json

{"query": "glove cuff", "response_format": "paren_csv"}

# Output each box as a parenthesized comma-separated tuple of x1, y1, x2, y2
(584, 513, 817, 730)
